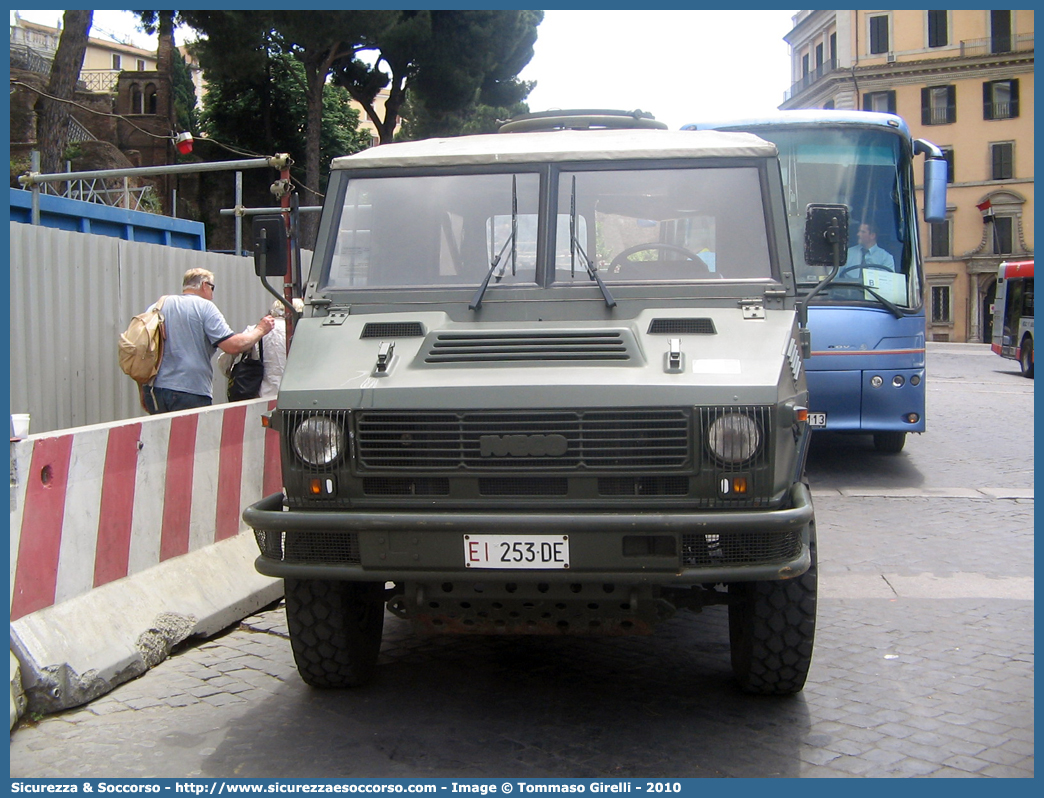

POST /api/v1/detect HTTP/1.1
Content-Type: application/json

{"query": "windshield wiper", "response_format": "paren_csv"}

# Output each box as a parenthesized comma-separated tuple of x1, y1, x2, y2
(570, 176, 616, 308)
(469, 176, 518, 310)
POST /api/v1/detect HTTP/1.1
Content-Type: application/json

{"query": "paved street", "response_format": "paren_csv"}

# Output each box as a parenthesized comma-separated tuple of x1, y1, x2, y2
(10, 343, 1034, 778)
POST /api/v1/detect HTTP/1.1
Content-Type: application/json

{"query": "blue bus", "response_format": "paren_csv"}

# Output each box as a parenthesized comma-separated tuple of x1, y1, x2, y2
(684, 111, 947, 452)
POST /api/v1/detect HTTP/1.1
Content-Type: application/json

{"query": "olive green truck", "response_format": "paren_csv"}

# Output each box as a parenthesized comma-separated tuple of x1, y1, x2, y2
(245, 115, 820, 695)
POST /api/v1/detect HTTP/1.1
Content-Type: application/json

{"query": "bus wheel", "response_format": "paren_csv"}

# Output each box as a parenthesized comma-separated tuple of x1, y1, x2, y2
(728, 521, 817, 696)
(284, 578, 385, 688)
(873, 431, 906, 453)
(1019, 338, 1034, 378)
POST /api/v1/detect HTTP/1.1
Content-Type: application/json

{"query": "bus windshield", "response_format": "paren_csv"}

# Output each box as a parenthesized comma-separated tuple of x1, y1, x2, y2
(768, 127, 921, 310)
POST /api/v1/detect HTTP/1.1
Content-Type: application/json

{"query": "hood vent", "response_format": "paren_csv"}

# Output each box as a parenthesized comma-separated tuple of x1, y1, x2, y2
(361, 321, 425, 339)
(648, 318, 716, 335)
(426, 331, 629, 363)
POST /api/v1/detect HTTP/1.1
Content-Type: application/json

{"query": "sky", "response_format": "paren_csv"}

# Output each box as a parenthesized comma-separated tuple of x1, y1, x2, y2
(12, 9, 798, 131)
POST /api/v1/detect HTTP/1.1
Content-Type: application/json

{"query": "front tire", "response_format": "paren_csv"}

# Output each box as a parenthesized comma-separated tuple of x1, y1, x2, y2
(284, 578, 385, 688)
(729, 521, 817, 695)
(873, 431, 906, 453)
(1019, 337, 1034, 378)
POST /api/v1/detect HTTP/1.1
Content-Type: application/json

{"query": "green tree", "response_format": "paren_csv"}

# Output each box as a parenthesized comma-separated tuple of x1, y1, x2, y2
(37, 10, 93, 174)
(333, 10, 542, 143)
(199, 52, 370, 192)
(179, 10, 397, 243)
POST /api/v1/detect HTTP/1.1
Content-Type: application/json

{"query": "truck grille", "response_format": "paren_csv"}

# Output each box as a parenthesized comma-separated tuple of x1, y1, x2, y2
(425, 331, 629, 363)
(681, 529, 801, 566)
(354, 409, 692, 472)
(254, 530, 361, 564)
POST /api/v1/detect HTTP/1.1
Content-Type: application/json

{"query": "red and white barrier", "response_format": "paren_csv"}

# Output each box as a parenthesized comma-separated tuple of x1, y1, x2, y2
(9, 399, 284, 717)
(10, 400, 281, 620)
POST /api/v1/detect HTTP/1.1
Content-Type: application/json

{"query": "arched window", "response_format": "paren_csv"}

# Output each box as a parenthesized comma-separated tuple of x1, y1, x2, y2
(145, 84, 158, 115)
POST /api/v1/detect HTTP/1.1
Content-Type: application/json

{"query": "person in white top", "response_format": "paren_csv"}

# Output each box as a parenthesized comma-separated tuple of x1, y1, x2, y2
(219, 298, 300, 400)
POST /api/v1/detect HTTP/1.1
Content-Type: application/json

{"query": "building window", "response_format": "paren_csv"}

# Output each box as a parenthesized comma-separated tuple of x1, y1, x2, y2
(136, 58, 146, 71)
(929, 218, 951, 258)
(112, 53, 122, 70)
(983, 79, 1019, 120)
(931, 285, 952, 324)
(993, 216, 1014, 255)
(991, 10, 1012, 53)
(815, 43, 824, 68)
(802, 53, 810, 77)
(830, 33, 837, 62)
(927, 10, 948, 47)
(940, 148, 955, 184)
(991, 142, 1014, 180)
(863, 90, 896, 114)
(869, 15, 889, 54)
(921, 85, 956, 125)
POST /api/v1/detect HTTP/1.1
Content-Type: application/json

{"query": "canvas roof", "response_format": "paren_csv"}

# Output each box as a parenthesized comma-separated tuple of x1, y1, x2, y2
(331, 128, 777, 171)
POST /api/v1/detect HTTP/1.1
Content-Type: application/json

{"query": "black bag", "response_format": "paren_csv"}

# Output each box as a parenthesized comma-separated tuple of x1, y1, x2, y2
(227, 337, 264, 401)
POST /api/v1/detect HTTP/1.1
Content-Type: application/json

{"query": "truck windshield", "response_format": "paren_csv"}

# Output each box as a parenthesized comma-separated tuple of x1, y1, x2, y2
(323, 172, 541, 290)
(554, 166, 772, 283)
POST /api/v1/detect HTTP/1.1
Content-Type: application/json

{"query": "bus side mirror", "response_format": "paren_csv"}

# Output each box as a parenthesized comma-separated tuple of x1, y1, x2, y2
(922, 158, 948, 223)
(253, 215, 289, 277)
(804, 204, 849, 266)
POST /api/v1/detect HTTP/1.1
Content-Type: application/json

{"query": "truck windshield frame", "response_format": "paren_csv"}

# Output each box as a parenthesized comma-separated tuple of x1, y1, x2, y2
(316, 161, 776, 296)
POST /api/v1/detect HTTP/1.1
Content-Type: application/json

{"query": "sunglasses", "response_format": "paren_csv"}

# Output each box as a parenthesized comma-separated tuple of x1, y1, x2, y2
(203, 281, 216, 290)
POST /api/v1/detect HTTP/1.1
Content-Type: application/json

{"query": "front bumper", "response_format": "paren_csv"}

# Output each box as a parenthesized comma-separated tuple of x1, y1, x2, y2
(245, 482, 814, 585)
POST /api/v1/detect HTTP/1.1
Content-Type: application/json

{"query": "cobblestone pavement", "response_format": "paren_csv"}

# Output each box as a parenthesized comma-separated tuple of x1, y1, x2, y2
(10, 344, 1034, 778)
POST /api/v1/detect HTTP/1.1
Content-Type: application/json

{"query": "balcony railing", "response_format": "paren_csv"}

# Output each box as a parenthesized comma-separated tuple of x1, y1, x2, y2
(959, 33, 1034, 57)
(9, 43, 53, 74)
(987, 101, 1014, 119)
(925, 106, 956, 125)
(79, 70, 121, 93)
(784, 59, 838, 101)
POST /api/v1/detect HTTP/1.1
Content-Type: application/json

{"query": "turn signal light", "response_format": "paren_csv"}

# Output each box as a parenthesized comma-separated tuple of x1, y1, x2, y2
(309, 477, 336, 496)
(719, 476, 748, 495)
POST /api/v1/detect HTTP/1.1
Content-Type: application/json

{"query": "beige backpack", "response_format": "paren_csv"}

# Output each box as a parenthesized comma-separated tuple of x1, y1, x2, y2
(118, 296, 169, 384)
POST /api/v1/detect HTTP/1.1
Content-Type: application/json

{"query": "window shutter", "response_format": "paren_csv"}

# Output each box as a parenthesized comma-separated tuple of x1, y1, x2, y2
(921, 88, 931, 125)
(983, 82, 994, 120)
(887, 90, 896, 114)
(1010, 79, 1020, 117)
(946, 85, 957, 123)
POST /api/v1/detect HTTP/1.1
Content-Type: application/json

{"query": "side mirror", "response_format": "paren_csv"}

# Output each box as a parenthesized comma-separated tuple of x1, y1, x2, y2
(803, 204, 849, 266)
(922, 158, 948, 223)
(252, 215, 288, 277)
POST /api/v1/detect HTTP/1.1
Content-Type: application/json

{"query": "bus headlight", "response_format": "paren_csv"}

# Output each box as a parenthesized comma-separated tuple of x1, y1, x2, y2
(707, 413, 761, 464)
(293, 416, 345, 467)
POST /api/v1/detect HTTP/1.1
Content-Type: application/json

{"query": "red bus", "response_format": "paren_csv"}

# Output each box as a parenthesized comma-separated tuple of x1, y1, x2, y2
(991, 258, 1034, 378)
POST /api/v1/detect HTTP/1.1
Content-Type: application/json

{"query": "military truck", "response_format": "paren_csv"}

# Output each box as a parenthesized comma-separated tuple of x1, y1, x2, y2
(245, 113, 821, 695)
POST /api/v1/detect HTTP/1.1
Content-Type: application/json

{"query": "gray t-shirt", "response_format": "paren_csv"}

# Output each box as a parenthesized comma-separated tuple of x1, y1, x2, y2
(152, 294, 235, 397)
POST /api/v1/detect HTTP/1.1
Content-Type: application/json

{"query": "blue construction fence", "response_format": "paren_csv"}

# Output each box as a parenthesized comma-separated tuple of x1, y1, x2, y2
(9, 188, 206, 250)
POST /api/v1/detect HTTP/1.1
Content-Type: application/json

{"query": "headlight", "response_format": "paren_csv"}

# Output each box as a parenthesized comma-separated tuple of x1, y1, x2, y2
(293, 416, 345, 467)
(706, 413, 761, 464)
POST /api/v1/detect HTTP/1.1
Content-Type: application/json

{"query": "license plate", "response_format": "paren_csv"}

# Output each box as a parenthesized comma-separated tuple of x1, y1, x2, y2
(808, 412, 827, 428)
(464, 535, 570, 569)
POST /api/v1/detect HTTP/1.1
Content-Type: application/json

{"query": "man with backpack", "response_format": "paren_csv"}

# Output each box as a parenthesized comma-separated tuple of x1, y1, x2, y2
(142, 268, 274, 414)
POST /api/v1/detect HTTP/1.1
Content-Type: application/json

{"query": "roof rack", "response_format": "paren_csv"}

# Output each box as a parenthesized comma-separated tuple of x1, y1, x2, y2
(498, 109, 668, 133)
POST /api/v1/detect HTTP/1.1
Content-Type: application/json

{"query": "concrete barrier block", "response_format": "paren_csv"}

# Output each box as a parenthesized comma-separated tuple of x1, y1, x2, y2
(10, 651, 27, 730)
(10, 532, 282, 716)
